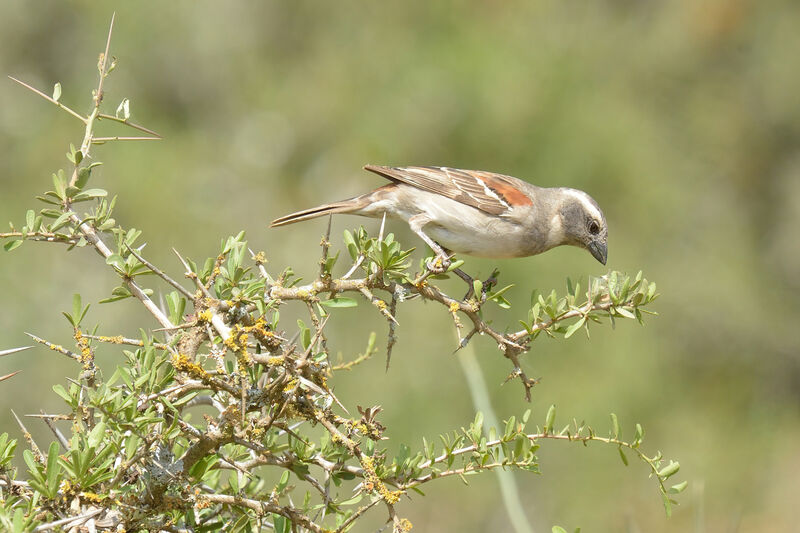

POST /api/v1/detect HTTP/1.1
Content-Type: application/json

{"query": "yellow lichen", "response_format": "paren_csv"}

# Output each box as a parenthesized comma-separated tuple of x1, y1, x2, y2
(397, 518, 413, 531)
(171, 353, 210, 380)
(73, 328, 96, 374)
(283, 378, 298, 393)
(98, 335, 126, 344)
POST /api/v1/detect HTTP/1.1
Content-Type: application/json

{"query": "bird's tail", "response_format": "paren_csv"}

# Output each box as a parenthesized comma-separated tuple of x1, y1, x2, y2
(270, 196, 368, 227)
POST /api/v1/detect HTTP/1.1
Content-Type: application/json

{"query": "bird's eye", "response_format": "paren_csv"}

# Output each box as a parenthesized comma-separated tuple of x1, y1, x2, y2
(588, 221, 600, 235)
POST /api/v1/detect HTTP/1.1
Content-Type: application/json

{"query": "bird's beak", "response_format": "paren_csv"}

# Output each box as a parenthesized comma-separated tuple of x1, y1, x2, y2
(587, 240, 607, 265)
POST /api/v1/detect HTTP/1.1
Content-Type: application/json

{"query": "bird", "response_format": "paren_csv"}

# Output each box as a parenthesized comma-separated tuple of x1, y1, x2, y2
(271, 165, 608, 269)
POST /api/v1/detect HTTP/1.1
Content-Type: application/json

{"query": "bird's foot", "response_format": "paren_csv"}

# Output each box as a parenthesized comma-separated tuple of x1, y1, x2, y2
(425, 253, 452, 274)
(458, 267, 500, 302)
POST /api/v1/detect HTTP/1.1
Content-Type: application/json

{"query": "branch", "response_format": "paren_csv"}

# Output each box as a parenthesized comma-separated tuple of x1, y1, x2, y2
(199, 494, 327, 533)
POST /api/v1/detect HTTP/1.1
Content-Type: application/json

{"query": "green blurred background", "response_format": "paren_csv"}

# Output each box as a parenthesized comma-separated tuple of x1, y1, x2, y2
(1, 1, 799, 531)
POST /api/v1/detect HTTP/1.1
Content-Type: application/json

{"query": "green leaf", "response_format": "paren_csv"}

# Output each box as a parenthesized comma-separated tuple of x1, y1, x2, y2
(662, 493, 673, 517)
(68, 144, 83, 166)
(276, 470, 290, 493)
(472, 279, 482, 298)
(3, 240, 22, 252)
(72, 293, 82, 323)
(320, 297, 358, 308)
(45, 441, 61, 497)
(658, 462, 680, 479)
(343, 229, 358, 260)
(617, 447, 629, 466)
(116, 98, 130, 120)
(99, 285, 132, 303)
(669, 480, 688, 494)
(446, 259, 465, 272)
(564, 316, 586, 338)
(72, 188, 108, 202)
(106, 254, 126, 271)
(49, 212, 73, 232)
(166, 291, 186, 325)
(75, 166, 94, 189)
(610, 413, 619, 439)
(633, 423, 644, 446)
(23, 449, 43, 486)
(553, 527, 568, 533)
(272, 514, 290, 533)
(25, 209, 35, 230)
(87, 421, 106, 449)
(52, 170, 67, 200)
(544, 405, 556, 433)
(615, 307, 636, 319)
(52, 384, 73, 403)
(504, 416, 516, 440)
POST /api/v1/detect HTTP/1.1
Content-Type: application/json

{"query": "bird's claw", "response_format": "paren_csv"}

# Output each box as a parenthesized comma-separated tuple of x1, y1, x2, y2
(459, 267, 501, 302)
(481, 268, 501, 299)
(426, 254, 451, 274)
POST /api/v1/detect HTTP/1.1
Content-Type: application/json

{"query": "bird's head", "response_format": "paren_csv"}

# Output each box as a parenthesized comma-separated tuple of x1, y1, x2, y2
(556, 188, 608, 265)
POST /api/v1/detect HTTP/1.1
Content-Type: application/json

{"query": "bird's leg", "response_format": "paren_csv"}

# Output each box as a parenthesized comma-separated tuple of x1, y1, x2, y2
(458, 267, 500, 301)
(408, 214, 451, 273)
(453, 267, 477, 300)
(483, 268, 500, 296)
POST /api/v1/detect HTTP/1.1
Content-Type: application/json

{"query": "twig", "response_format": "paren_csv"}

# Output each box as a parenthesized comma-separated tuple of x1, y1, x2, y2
(94, 12, 115, 108)
(335, 497, 381, 533)
(32, 509, 103, 532)
(25, 332, 81, 362)
(7, 76, 87, 123)
(249, 248, 275, 284)
(359, 286, 398, 325)
(97, 113, 162, 137)
(341, 254, 365, 280)
(125, 244, 194, 299)
(508, 299, 614, 341)
(385, 291, 398, 371)
(92, 136, 161, 142)
(319, 215, 332, 279)
(0, 231, 79, 244)
(200, 493, 327, 533)
(11, 409, 41, 457)
(81, 333, 169, 350)
(173, 247, 210, 297)
(37, 410, 70, 450)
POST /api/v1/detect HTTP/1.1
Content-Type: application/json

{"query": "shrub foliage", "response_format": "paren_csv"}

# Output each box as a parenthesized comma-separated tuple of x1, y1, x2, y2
(0, 17, 683, 532)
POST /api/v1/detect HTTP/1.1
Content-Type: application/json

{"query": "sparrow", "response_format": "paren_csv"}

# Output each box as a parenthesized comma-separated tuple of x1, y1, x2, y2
(271, 165, 608, 268)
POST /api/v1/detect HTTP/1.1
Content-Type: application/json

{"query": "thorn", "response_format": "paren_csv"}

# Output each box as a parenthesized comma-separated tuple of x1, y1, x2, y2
(126, 243, 193, 299)
(378, 212, 386, 242)
(0, 346, 32, 357)
(0, 370, 21, 383)
(11, 409, 40, 456)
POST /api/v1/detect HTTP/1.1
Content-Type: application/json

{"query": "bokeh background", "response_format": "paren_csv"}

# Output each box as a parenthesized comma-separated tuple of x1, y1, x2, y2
(1, 1, 799, 531)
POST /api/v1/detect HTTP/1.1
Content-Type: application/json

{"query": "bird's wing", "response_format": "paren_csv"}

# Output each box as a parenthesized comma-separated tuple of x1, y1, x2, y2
(363, 165, 533, 216)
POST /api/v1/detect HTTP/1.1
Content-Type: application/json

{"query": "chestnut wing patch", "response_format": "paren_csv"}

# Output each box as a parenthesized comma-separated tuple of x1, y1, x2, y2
(364, 165, 532, 216)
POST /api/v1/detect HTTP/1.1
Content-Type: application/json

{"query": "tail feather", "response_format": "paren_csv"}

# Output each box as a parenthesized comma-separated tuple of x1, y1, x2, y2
(270, 200, 359, 227)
